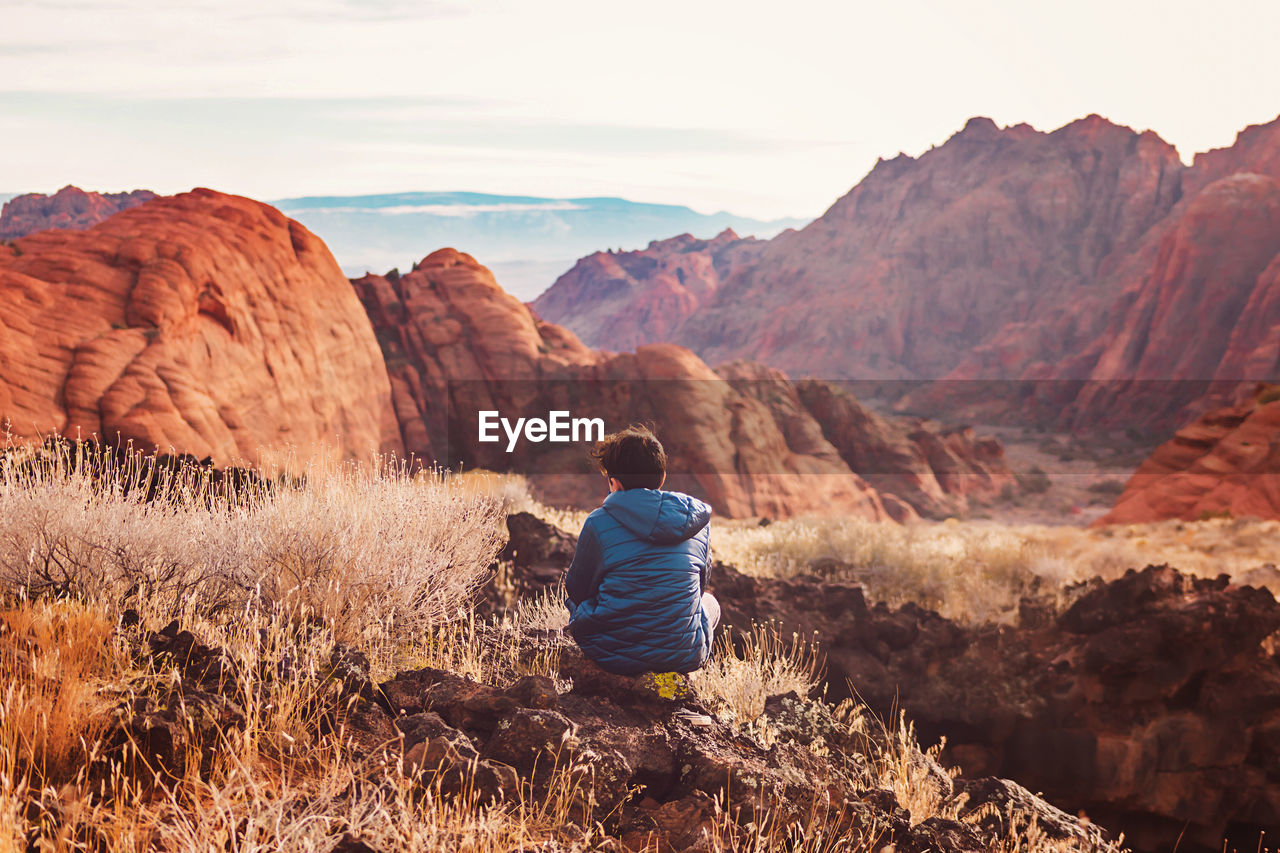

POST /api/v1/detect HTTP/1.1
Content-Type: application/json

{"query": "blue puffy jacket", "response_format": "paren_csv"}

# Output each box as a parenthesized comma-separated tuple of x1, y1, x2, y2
(564, 488, 713, 675)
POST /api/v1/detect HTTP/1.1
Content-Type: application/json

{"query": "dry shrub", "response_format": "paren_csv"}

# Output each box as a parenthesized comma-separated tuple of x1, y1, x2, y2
(449, 468, 537, 514)
(711, 516, 1037, 623)
(156, 745, 612, 853)
(693, 623, 825, 727)
(0, 598, 599, 853)
(0, 448, 507, 655)
(870, 711, 958, 826)
(393, 599, 565, 688)
(707, 791, 888, 853)
(453, 470, 588, 539)
(220, 463, 506, 650)
(510, 582, 570, 634)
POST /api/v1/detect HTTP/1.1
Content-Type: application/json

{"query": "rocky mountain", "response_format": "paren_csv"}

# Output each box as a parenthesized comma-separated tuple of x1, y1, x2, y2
(352, 248, 894, 520)
(533, 114, 1280, 436)
(351, 249, 1012, 519)
(0, 185, 158, 240)
(275, 191, 802, 301)
(788, 376, 1015, 518)
(1096, 384, 1280, 524)
(0, 189, 401, 466)
(531, 229, 767, 353)
(536, 115, 1185, 378)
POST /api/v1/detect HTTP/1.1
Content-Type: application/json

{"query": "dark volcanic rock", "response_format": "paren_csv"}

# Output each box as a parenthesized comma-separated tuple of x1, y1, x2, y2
(500, 513, 1280, 852)
(99, 587, 1115, 853)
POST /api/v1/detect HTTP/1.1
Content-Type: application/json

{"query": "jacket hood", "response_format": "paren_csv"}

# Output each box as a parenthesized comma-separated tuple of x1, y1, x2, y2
(602, 488, 712, 545)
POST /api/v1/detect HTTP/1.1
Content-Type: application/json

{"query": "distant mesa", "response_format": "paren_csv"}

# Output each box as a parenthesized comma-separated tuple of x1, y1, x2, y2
(0, 185, 159, 240)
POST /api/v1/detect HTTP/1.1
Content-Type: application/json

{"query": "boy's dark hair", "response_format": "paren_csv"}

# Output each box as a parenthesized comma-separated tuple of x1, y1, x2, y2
(590, 424, 666, 490)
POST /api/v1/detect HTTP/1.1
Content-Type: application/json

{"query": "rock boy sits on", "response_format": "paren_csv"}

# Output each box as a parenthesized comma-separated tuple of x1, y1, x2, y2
(564, 425, 720, 678)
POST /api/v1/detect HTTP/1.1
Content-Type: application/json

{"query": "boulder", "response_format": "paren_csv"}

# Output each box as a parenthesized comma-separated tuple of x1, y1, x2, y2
(0, 189, 402, 466)
(1096, 384, 1280, 523)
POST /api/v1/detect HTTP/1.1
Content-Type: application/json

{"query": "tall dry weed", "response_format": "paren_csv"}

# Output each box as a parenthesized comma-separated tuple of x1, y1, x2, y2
(0, 447, 507, 654)
(693, 623, 825, 727)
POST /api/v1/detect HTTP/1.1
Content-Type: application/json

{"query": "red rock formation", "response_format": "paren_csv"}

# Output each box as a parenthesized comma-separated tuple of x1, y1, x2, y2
(0, 185, 158, 240)
(790, 377, 1016, 518)
(1095, 385, 1280, 524)
(535, 113, 1280, 521)
(0, 189, 401, 466)
(530, 229, 764, 352)
(1057, 173, 1280, 429)
(353, 249, 899, 519)
(537, 114, 1280, 423)
(1188, 113, 1280, 193)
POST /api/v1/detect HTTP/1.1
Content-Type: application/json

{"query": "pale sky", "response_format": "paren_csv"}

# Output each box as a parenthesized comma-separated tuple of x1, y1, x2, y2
(4, 0, 1280, 220)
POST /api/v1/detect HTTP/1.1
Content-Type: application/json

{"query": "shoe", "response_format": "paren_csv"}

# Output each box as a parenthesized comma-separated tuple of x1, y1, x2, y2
(673, 707, 713, 727)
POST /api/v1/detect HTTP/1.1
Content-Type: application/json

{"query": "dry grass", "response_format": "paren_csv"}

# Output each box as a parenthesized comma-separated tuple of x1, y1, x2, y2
(0, 600, 131, 791)
(709, 514, 1280, 624)
(471, 469, 1276, 624)
(872, 711, 958, 826)
(0, 446, 507, 659)
(0, 594, 604, 853)
(389, 602, 564, 688)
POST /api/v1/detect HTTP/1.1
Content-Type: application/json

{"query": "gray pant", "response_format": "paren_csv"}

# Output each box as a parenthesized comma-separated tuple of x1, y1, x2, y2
(701, 592, 721, 632)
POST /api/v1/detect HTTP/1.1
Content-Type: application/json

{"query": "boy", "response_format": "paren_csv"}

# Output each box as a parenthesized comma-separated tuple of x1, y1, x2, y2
(564, 425, 720, 676)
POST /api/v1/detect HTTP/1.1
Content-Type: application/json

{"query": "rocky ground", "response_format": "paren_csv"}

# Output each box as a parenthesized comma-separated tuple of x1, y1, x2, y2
(118, 604, 1112, 853)
(501, 512, 1280, 853)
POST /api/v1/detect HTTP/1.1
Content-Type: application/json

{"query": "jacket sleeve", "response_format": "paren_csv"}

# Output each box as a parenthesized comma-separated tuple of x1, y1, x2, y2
(565, 520, 604, 607)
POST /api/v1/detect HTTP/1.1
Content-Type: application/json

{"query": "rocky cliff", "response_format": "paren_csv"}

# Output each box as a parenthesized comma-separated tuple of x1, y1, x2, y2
(535, 115, 1186, 383)
(531, 229, 765, 353)
(0, 185, 158, 240)
(0, 189, 401, 466)
(353, 249, 1016, 519)
(717, 363, 1015, 519)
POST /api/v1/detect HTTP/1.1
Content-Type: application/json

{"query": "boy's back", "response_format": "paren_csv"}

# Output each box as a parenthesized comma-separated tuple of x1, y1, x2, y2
(563, 424, 719, 676)
(565, 487, 713, 675)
